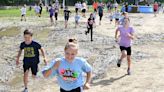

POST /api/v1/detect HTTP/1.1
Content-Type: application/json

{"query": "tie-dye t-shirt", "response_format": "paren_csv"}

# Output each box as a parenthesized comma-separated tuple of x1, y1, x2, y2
(42, 57, 92, 91)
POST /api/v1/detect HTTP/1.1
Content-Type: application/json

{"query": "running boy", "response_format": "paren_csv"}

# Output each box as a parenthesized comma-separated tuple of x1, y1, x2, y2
(34, 4, 41, 17)
(115, 18, 135, 75)
(82, 2, 87, 17)
(39, 3, 43, 17)
(64, 6, 71, 28)
(153, 2, 159, 17)
(109, 12, 113, 24)
(16, 29, 47, 92)
(49, 4, 55, 25)
(75, 12, 80, 28)
(93, 1, 98, 13)
(75, 2, 79, 13)
(98, 2, 104, 25)
(85, 13, 95, 42)
(114, 10, 121, 27)
(42, 38, 92, 92)
(54, 5, 59, 24)
(20, 4, 27, 21)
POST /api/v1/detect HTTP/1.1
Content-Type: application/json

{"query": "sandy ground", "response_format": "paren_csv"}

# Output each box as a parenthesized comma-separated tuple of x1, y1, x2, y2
(0, 12, 164, 92)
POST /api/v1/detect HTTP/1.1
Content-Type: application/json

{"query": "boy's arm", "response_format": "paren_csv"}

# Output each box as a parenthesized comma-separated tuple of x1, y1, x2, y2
(40, 47, 47, 65)
(16, 49, 22, 65)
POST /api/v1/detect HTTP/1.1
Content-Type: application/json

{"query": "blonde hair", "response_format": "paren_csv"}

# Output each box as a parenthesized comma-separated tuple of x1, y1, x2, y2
(64, 38, 78, 50)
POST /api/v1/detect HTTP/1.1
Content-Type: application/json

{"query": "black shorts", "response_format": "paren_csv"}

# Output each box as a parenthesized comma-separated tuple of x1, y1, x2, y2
(75, 8, 78, 13)
(60, 87, 81, 92)
(94, 8, 97, 12)
(39, 10, 42, 14)
(120, 46, 131, 55)
(23, 61, 39, 75)
(21, 14, 25, 17)
(65, 16, 69, 21)
(99, 13, 103, 20)
(154, 9, 157, 12)
(75, 20, 79, 24)
(55, 13, 58, 20)
(115, 18, 119, 21)
(99, 13, 103, 17)
(82, 9, 86, 13)
(50, 14, 53, 18)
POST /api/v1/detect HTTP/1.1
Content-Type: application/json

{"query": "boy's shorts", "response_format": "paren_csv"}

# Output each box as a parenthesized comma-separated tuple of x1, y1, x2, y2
(75, 20, 79, 24)
(21, 14, 25, 17)
(154, 9, 157, 12)
(65, 16, 69, 21)
(120, 46, 131, 55)
(75, 8, 78, 12)
(23, 61, 39, 75)
(50, 14, 53, 17)
(94, 9, 97, 12)
(55, 13, 58, 17)
(82, 9, 86, 13)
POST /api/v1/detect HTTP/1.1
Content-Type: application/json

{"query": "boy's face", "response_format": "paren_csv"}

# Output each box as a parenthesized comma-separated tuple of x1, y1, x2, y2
(65, 47, 78, 62)
(24, 34, 32, 44)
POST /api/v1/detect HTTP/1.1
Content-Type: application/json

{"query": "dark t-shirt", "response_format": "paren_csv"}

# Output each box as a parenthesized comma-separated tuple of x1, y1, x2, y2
(98, 6, 103, 14)
(64, 10, 71, 17)
(20, 41, 41, 63)
(88, 17, 95, 26)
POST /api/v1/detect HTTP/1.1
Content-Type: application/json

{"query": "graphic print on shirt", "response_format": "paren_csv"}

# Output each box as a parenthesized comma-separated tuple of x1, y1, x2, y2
(24, 47, 35, 58)
(59, 68, 79, 82)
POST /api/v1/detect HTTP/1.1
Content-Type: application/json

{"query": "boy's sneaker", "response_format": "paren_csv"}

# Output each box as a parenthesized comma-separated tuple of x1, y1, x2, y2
(22, 88, 28, 92)
(85, 31, 88, 35)
(117, 59, 122, 67)
(127, 68, 131, 75)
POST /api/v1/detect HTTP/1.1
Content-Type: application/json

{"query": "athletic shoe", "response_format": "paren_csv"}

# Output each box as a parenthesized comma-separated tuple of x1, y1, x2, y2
(127, 68, 131, 75)
(85, 31, 88, 35)
(22, 88, 28, 92)
(117, 59, 121, 67)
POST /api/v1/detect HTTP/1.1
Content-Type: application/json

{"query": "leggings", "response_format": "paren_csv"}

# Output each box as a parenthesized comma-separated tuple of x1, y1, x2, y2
(54, 13, 58, 20)
(99, 13, 103, 21)
(87, 25, 93, 41)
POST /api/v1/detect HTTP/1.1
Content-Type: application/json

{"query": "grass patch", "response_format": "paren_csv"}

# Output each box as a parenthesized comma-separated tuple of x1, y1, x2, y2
(0, 6, 122, 18)
(0, 8, 49, 17)
(0, 27, 20, 37)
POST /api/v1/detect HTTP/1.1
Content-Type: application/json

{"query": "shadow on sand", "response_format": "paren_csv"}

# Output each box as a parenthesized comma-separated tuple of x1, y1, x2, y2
(92, 74, 127, 86)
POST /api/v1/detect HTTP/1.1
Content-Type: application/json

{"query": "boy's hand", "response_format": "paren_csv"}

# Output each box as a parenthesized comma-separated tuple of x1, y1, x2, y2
(83, 83, 91, 90)
(43, 58, 48, 65)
